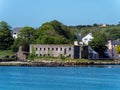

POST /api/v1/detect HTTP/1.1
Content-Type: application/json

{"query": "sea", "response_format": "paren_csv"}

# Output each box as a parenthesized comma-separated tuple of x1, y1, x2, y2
(0, 65, 120, 90)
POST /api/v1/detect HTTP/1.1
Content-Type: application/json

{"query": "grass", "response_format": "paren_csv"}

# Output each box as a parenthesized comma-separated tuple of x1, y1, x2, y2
(0, 50, 15, 58)
(28, 55, 115, 63)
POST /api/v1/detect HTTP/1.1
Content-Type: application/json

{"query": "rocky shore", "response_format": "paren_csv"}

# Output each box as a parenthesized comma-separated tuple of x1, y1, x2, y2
(0, 60, 120, 67)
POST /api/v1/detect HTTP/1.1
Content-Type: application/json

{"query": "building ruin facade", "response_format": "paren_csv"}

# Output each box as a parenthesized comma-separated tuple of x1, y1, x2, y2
(30, 44, 83, 59)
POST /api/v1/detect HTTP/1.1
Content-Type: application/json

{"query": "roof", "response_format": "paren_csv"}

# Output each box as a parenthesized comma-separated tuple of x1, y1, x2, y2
(12, 27, 23, 34)
(88, 46, 98, 54)
(75, 33, 82, 40)
(82, 33, 93, 39)
(112, 40, 120, 45)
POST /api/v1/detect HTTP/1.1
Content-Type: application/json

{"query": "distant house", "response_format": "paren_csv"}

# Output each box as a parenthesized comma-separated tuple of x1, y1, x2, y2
(82, 33, 94, 45)
(12, 27, 22, 39)
(101, 24, 107, 27)
(106, 40, 120, 59)
(75, 33, 98, 59)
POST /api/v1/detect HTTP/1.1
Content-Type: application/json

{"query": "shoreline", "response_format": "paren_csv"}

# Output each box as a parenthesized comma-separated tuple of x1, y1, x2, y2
(0, 60, 120, 67)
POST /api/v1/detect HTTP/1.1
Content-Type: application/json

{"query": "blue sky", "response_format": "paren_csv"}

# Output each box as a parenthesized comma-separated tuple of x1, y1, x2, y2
(0, 0, 120, 28)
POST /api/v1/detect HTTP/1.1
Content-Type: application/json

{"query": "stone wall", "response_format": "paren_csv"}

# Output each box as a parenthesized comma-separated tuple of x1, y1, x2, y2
(17, 46, 26, 60)
(30, 44, 82, 59)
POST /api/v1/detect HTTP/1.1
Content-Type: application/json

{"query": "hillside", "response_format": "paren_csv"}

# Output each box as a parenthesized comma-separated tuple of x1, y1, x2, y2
(69, 24, 120, 40)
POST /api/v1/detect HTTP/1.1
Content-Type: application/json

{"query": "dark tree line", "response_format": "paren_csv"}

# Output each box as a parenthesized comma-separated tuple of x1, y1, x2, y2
(0, 21, 14, 50)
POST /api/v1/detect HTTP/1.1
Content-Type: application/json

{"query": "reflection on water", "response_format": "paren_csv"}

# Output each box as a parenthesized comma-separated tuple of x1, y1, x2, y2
(81, 65, 120, 68)
(75, 65, 120, 68)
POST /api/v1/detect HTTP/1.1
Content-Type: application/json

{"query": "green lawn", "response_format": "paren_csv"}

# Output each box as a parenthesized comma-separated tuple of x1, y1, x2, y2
(0, 50, 15, 58)
(28, 56, 115, 63)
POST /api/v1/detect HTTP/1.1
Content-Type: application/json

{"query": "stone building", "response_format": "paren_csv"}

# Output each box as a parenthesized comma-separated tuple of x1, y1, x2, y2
(30, 44, 84, 59)
(106, 40, 120, 59)
(17, 46, 27, 60)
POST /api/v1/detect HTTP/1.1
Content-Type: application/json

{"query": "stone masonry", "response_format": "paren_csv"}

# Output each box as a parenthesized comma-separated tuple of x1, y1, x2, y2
(30, 44, 82, 59)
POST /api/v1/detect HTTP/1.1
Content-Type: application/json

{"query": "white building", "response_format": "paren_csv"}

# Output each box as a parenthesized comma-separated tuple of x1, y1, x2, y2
(12, 27, 22, 39)
(82, 33, 94, 45)
(74, 41, 83, 46)
(100, 24, 107, 27)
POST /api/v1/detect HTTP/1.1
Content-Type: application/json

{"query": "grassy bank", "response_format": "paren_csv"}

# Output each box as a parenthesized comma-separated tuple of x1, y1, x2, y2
(0, 55, 119, 66)
(0, 50, 15, 58)
(28, 56, 116, 64)
(0, 60, 119, 67)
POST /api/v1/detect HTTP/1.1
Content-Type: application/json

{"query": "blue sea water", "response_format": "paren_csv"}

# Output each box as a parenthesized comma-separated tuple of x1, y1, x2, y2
(0, 65, 120, 90)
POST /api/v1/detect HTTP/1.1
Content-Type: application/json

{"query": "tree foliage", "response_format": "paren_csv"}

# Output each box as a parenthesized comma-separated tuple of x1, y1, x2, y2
(115, 46, 120, 54)
(89, 33, 107, 58)
(11, 20, 76, 52)
(0, 21, 14, 50)
(36, 20, 76, 44)
(11, 26, 36, 52)
(18, 26, 35, 38)
(1, 20, 120, 57)
(103, 26, 120, 40)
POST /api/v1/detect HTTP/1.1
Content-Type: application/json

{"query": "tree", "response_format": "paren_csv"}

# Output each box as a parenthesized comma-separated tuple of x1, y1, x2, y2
(18, 26, 35, 39)
(35, 35, 69, 44)
(93, 23, 98, 27)
(11, 26, 36, 52)
(89, 33, 107, 58)
(115, 46, 120, 54)
(0, 21, 14, 50)
(51, 20, 75, 40)
(36, 20, 76, 44)
(11, 38, 21, 52)
(102, 26, 120, 40)
(0, 21, 11, 30)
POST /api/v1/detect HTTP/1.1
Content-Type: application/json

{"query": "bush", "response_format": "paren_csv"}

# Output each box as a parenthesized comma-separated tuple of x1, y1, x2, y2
(60, 56, 66, 60)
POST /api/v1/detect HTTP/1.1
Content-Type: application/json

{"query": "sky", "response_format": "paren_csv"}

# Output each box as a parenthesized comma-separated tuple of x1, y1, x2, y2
(0, 0, 120, 28)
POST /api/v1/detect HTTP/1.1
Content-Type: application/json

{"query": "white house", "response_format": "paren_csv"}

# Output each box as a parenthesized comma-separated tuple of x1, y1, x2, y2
(12, 27, 22, 39)
(100, 24, 107, 27)
(82, 33, 94, 45)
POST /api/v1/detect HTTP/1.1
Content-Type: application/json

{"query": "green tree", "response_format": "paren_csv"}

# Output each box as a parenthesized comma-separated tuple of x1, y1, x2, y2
(115, 46, 120, 54)
(0, 21, 14, 50)
(51, 20, 75, 40)
(93, 23, 98, 27)
(0, 21, 11, 30)
(89, 33, 107, 58)
(36, 20, 76, 44)
(102, 26, 120, 40)
(11, 38, 21, 52)
(18, 26, 35, 39)
(11, 26, 36, 52)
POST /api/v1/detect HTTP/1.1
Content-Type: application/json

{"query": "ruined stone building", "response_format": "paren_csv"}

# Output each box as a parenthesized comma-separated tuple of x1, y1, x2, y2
(30, 44, 85, 59)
